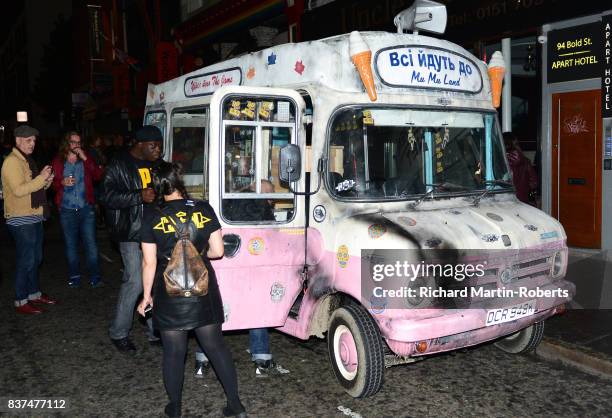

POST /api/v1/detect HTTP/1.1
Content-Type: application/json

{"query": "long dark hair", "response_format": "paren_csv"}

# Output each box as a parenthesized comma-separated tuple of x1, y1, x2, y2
(59, 131, 81, 160)
(152, 161, 189, 204)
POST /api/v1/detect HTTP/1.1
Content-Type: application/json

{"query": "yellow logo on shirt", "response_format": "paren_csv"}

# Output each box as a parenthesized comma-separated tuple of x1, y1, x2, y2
(153, 217, 176, 234)
(153, 211, 211, 234)
(139, 168, 152, 188)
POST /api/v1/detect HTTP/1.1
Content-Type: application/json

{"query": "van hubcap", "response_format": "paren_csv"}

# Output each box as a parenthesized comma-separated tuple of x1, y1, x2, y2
(334, 325, 358, 380)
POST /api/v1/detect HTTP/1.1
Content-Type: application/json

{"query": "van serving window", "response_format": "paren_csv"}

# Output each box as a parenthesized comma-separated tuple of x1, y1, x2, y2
(221, 95, 296, 223)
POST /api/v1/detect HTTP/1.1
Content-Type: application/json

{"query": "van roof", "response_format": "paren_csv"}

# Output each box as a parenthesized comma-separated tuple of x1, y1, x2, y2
(146, 31, 493, 108)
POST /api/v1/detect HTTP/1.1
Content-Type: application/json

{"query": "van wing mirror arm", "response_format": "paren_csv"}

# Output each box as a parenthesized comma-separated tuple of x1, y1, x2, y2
(287, 157, 324, 196)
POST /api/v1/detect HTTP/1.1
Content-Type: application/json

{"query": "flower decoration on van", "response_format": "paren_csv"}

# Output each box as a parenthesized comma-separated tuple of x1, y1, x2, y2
(313, 205, 326, 222)
(337, 245, 349, 268)
(369, 294, 387, 314)
(267, 52, 277, 65)
(270, 282, 285, 302)
(524, 224, 538, 231)
(247, 67, 256, 79)
(294, 60, 305, 75)
(397, 216, 417, 227)
(368, 224, 387, 239)
(248, 237, 265, 255)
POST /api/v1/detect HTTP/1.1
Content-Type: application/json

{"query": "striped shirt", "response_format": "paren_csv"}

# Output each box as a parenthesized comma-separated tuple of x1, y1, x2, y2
(6, 215, 44, 226)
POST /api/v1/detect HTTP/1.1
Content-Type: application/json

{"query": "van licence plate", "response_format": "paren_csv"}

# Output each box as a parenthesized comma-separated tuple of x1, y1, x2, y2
(485, 300, 536, 326)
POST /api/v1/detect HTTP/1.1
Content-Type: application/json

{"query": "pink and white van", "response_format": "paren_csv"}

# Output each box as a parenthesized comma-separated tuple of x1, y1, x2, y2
(143, 2, 573, 397)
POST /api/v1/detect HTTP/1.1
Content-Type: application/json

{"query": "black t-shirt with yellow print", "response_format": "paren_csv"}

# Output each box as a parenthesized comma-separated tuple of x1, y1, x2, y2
(140, 198, 224, 330)
(141, 199, 221, 262)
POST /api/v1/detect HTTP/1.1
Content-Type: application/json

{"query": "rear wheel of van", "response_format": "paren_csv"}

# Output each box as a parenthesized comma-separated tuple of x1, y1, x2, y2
(494, 321, 545, 354)
(328, 304, 384, 398)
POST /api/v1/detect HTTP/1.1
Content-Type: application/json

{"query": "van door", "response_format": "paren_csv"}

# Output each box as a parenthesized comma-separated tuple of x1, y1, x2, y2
(208, 86, 307, 330)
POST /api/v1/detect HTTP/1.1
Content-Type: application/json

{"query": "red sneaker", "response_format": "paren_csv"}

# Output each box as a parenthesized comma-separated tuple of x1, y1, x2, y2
(15, 303, 43, 315)
(29, 294, 58, 305)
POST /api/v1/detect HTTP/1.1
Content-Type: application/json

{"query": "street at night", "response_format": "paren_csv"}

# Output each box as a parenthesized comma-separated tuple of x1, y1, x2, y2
(1, 222, 611, 417)
(2, 1, 612, 417)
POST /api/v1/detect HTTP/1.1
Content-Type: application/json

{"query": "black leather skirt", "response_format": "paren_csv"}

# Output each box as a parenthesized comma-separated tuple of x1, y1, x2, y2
(152, 268, 224, 331)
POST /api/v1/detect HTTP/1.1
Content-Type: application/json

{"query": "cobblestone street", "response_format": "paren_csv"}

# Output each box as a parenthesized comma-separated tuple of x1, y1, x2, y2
(1, 220, 611, 418)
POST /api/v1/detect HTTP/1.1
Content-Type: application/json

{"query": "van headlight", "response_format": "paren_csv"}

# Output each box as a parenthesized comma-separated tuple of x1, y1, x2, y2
(551, 251, 565, 278)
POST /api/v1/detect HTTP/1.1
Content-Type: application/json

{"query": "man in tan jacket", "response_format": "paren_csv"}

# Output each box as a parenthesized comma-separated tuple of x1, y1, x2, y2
(1, 125, 58, 314)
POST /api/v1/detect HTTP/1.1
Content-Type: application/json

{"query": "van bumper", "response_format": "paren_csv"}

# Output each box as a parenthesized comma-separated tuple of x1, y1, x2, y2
(380, 280, 574, 357)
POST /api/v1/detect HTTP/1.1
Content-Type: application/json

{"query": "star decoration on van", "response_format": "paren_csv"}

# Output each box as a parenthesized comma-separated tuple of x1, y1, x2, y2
(267, 52, 276, 65)
(247, 67, 256, 79)
(294, 60, 305, 75)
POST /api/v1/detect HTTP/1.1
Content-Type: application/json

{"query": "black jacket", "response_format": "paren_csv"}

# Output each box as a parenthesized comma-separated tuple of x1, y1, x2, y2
(101, 151, 157, 242)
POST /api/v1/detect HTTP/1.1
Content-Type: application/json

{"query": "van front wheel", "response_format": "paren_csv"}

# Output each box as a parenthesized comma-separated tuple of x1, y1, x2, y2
(494, 322, 545, 354)
(328, 304, 384, 398)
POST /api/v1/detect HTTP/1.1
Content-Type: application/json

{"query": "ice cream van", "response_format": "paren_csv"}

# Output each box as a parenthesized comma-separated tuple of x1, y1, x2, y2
(143, 1, 573, 397)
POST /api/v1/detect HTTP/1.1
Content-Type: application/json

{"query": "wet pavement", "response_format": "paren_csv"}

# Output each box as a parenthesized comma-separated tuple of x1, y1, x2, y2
(1, 219, 612, 417)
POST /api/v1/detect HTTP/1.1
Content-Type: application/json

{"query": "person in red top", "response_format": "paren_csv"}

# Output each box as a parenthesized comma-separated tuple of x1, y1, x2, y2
(503, 132, 538, 206)
(52, 131, 105, 288)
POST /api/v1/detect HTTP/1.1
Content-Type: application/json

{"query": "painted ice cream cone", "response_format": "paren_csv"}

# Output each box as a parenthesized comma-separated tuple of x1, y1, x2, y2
(487, 51, 505, 108)
(349, 31, 377, 102)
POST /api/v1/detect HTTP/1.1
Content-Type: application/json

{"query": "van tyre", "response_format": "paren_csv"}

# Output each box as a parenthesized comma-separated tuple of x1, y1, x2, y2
(494, 321, 545, 354)
(328, 304, 384, 398)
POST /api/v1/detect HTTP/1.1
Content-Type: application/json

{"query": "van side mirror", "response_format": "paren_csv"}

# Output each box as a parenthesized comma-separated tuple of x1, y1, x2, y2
(279, 144, 301, 183)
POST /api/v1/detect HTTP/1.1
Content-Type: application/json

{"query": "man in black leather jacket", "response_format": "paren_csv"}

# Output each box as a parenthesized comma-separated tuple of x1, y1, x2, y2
(102, 125, 162, 354)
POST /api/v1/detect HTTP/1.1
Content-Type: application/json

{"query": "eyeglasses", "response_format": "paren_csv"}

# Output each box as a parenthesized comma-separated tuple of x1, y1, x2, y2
(69, 140, 81, 145)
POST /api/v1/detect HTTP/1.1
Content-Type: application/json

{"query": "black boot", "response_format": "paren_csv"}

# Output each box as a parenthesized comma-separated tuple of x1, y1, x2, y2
(223, 402, 247, 417)
(164, 401, 181, 418)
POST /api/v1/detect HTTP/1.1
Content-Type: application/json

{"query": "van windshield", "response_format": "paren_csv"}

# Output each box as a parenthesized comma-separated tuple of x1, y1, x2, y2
(327, 107, 512, 200)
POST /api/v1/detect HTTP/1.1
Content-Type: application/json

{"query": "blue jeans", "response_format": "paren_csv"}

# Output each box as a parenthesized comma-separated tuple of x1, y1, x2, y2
(7, 222, 43, 305)
(109, 241, 154, 340)
(197, 328, 271, 362)
(59, 205, 101, 284)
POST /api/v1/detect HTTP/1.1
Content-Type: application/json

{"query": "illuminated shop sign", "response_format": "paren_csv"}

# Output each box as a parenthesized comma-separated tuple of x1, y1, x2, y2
(184, 68, 242, 97)
(374, 46, 483, 93)
(603, 15, 611, 118)
(547, 22, 601, 84)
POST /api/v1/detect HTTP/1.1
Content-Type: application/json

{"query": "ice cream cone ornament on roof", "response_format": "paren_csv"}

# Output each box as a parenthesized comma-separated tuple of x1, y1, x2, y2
(349, 31, 377, 102)
(488, 51, 506, 108)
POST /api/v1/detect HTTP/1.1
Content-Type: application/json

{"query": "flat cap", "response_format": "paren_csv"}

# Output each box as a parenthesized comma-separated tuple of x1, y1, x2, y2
(135, 125, 163, 143)
(14, 125, 39, 138)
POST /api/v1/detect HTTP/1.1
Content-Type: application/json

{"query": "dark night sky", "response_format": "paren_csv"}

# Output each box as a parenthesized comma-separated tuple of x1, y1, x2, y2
(0, 0, 25, 45)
